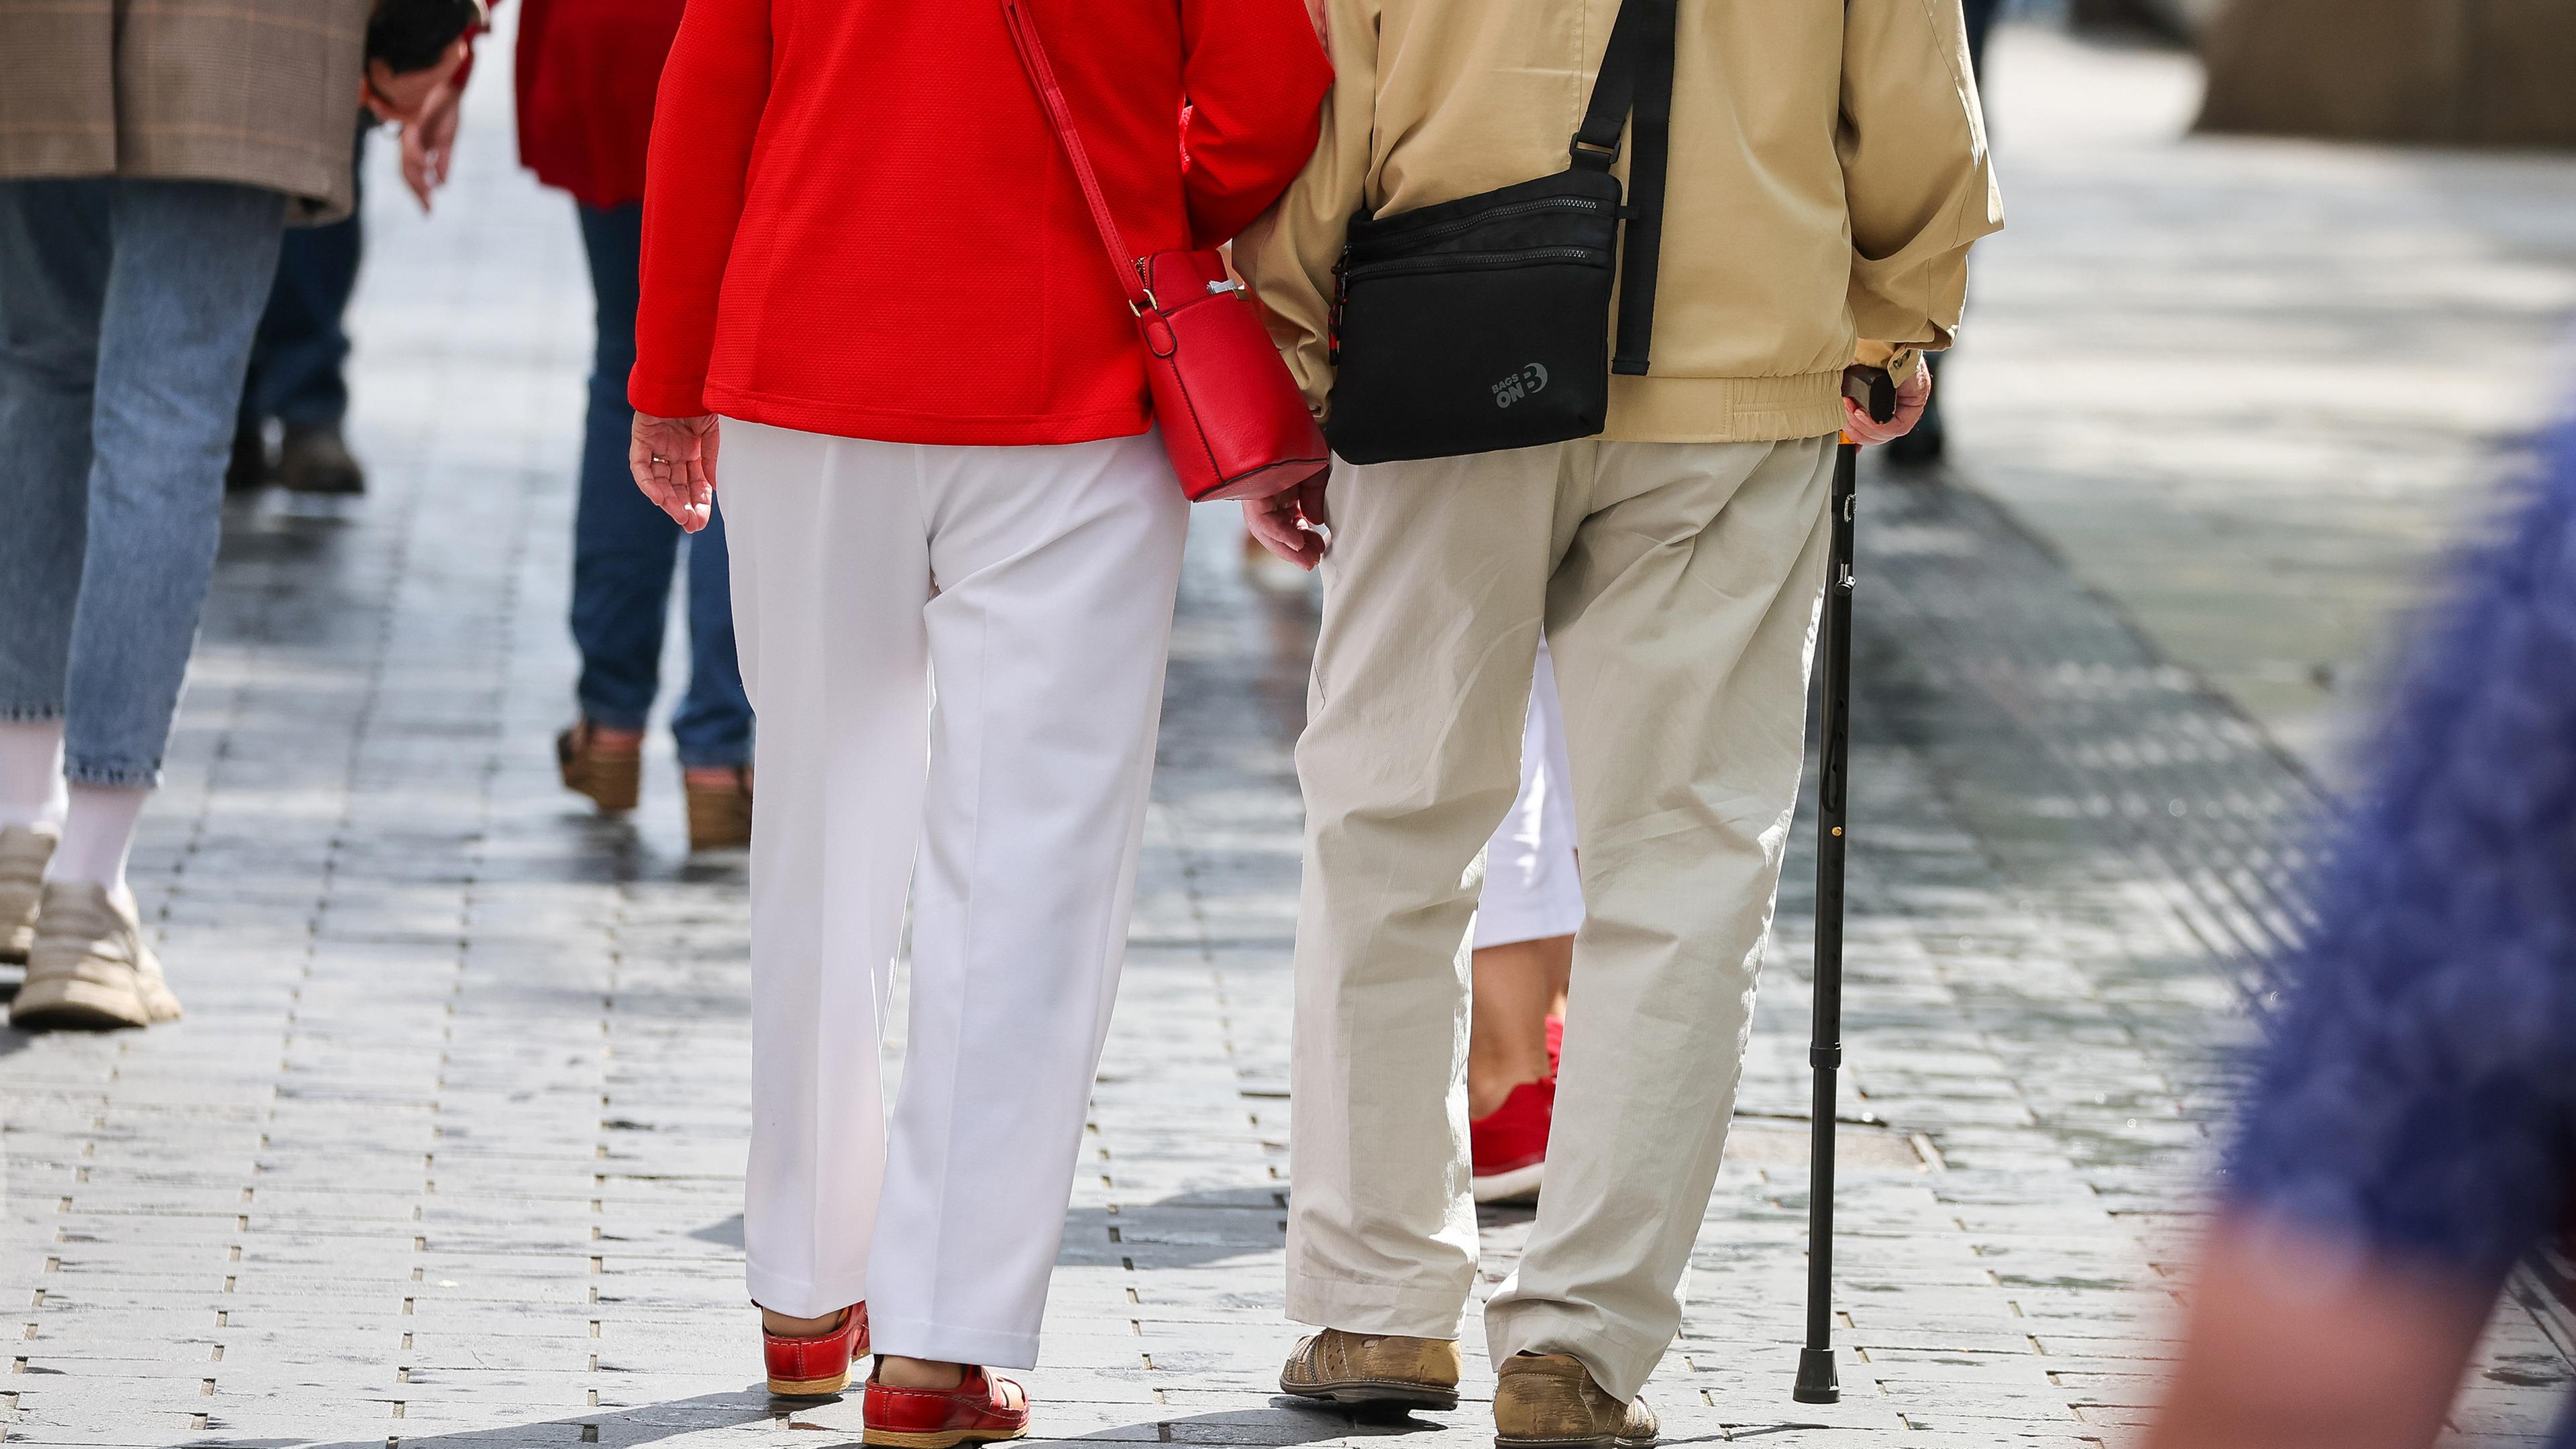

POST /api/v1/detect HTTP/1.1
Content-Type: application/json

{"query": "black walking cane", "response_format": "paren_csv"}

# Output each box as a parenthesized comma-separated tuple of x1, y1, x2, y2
(1792, 366, 1895, 1406)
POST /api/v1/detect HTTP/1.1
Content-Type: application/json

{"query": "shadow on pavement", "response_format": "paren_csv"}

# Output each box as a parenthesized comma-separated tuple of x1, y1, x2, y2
(183, 1394, 1442, 1448)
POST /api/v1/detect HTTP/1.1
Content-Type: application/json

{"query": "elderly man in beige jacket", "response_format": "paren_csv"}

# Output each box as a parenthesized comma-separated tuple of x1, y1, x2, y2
(0, 1, 461, 1032)
(1234, 0, 1999, 1440)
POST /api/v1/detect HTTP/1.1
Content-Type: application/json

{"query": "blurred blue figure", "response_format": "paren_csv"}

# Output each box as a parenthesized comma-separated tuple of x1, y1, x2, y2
(2147, 417, 2576, 1448)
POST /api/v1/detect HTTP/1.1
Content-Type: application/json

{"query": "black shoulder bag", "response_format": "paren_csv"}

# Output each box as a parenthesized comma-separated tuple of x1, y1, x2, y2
(1324, 0, 1677, 465)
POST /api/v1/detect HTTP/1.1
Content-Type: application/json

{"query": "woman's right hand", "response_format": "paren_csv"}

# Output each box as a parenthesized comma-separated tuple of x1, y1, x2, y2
(631, 413, 721, 533)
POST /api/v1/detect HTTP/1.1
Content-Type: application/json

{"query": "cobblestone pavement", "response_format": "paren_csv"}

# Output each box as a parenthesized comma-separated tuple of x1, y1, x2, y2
(1949, 25, 2576, 779)
(3, 18, 2571, 1449)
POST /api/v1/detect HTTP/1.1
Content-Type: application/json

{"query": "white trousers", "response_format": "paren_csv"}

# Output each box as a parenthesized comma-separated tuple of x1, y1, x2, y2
(720, 419, 1187, 1368)
(1472, 641, 1585, 951)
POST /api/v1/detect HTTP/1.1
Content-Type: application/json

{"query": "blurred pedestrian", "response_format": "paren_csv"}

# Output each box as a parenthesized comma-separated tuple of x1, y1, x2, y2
(1236, 0, 1998, 1434)
(231, 119, 375, 497)
(625, 0, 1328, 1432)
(2146, 423, 2576, 1449)
(1888, 0, 2000, 467)
(0, 3, 465, 1031)
(508, 0, 756, 852)
(1468, 642, 1580, 1205)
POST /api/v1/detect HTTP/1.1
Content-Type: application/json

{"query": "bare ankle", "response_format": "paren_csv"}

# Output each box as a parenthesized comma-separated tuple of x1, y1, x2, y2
(760, 1306, 845, 1338)
(876, 1355, 967, 1390)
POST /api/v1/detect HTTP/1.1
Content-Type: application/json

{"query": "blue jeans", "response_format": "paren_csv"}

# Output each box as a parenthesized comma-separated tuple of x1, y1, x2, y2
(572, 202, 752, 768)
(243, 119, 367, 429)
(0, 178, 288, 788)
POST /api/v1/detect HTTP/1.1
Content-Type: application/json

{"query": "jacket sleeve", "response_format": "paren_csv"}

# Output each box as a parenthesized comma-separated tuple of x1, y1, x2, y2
(1231, 0, 1371, 416)
(1839, 0, 2002, 380)
(628, 0, 771, 419)
(1179, 0, 1332, 248)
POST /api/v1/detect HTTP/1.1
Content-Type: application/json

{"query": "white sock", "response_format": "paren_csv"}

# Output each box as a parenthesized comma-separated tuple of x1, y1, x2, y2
(47, 786, 148, 892)
(0, 720, 68, 831)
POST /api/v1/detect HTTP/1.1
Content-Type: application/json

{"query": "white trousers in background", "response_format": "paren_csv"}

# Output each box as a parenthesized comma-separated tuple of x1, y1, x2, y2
(719, 419, 1188, 1368)
(1472, 640, 1584, 951)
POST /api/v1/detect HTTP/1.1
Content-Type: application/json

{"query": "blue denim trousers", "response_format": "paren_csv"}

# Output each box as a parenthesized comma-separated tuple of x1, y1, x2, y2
(0, 178, 289, 788)
(243, 119, 367, 429)
(572, 201, 752, 768)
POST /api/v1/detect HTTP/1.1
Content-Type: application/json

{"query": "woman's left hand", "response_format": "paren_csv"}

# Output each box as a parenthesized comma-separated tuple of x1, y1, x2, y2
(631, 413, 721, 533)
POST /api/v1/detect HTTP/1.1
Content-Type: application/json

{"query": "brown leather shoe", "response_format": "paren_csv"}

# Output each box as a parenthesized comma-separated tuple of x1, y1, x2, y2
(276, 423, 366, 495)
(557, 722, 642, 814)
(684, 766, 753, 852)
(1492, 1354, 1656, 1449)
(1278, 1329, 1460, 1411)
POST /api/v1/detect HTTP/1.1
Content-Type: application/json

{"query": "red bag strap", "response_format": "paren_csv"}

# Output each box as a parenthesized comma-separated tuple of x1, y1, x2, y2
(1001, 0, 1154, 311)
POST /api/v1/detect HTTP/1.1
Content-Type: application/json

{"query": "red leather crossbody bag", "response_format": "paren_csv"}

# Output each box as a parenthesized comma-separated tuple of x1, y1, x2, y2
(1001, 0, 1329, 503)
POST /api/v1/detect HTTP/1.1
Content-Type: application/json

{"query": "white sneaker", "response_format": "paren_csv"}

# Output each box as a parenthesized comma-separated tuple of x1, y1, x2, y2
(0, 823, 56, 965)
(11, 881, 181, 1030)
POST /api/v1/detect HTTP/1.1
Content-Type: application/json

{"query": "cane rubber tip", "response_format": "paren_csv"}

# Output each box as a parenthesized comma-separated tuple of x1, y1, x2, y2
(1792, 1347, 1840, 1404)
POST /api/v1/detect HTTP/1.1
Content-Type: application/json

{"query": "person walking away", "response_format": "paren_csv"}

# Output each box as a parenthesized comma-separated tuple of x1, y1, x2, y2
(1466, 641, 1580, 1205)
(1234, 0, 1999, 1435)
(2143, 413, 2576, 1449)
(231, 116, 375, 496)
(1888, 0, 2001, 468)
(627, 0, 1328, 1434)
(0, 0, 464, 1030)
(510, 0, 756, 851)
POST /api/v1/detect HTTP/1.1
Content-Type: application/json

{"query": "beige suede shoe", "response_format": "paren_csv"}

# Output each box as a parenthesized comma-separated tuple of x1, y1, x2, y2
(1278, 1329, 1461, 1411)
(0, 823, 56, 965)
(11, 882, 182, 1031)
(1492, 1354, 1657, 1449)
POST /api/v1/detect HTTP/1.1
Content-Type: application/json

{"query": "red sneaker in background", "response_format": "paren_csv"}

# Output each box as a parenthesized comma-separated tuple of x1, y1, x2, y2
(1470, 1077, 1554, 1203)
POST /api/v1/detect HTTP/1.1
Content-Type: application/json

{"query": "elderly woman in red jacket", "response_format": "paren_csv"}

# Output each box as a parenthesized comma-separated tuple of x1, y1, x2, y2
(625, 0, 1328, 1439)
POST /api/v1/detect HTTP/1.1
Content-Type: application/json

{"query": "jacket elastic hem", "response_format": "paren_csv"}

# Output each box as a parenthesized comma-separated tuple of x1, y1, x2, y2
(1285, 1269, 1472, 1340)
(629, 374, 710, 421)
(703, 382, 1153, 448)
(865, 1311, 1042, 1373)
(1598, 370, 1848, 443)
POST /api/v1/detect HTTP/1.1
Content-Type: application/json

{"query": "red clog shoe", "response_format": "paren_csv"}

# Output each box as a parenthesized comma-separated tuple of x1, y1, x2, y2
(1470, 1077, 1554, 1203)
(765, 1303, 871, 1397)
(863, 1366, 1032, 1448)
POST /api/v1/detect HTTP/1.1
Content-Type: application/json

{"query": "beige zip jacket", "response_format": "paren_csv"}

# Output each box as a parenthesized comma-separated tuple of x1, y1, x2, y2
(1235, 0, 2002, 443)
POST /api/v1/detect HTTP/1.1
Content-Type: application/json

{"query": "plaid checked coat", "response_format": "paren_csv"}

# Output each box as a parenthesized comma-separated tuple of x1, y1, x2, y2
(0, 0, 371, 222)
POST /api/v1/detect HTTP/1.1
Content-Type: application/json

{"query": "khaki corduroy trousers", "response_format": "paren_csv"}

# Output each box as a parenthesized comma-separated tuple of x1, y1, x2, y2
(1287, 435, 1835, 1401)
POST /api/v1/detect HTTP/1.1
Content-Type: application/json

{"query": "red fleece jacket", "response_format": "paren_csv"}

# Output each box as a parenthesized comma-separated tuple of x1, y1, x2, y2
(629, 0, 1331, 445)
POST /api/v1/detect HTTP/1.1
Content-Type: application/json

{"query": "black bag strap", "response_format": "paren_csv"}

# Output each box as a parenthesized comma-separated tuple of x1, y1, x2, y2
(1568, 0, 1678, 376)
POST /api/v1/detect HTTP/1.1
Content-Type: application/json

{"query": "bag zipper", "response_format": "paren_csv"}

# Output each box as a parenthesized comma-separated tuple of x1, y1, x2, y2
(1356, 195, 1607, 251)
(1343, 246, 1607, 282)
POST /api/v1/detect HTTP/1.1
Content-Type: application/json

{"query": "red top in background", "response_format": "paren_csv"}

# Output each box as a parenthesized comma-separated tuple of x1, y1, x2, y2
(628, 0, 1330, 445)
(514, 0, 684, 209)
